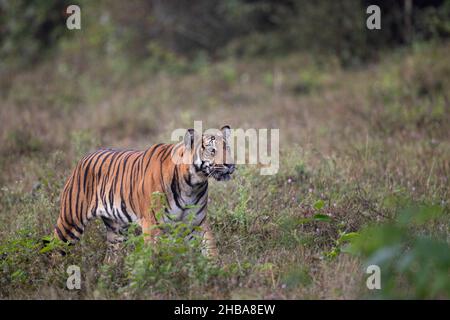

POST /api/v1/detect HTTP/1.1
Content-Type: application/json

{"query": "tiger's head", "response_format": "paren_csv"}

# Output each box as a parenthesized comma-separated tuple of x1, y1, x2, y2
(183, 125, 235, 181)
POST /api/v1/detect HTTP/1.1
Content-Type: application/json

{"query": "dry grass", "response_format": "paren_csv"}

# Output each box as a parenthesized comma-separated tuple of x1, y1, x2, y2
(0, 41, 449, 299)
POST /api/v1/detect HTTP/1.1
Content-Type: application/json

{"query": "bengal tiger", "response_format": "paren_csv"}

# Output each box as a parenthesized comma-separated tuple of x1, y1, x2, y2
(53, 125, 235, 257)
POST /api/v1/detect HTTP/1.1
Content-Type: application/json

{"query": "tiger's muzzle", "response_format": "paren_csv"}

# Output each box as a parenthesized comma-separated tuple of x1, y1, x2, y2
(211, 164, 235, 181)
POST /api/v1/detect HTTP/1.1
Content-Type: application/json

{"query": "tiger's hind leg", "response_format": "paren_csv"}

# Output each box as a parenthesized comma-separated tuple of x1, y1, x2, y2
(102, 217, 128, 264)
(102, 217, 128, 244)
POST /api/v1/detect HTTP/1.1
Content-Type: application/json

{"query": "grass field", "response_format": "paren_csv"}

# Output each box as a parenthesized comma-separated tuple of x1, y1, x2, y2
(0, 40, 449, 299)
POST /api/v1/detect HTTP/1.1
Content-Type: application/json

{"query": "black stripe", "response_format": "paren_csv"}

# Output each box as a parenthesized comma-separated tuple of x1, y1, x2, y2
(104, 151, 122, 181)
(62, 224, 80, 241)
(107, 151, 128, 212)
(184, 173, 193, 187)
(196, 210, 208, 227)
(96, 151, 115, 180)
(100, 174, 108, 210)
(91, 195, 98, 218)
(102, 217, 114, 230)
(114, 208, 126, 224)
(160, 144, 175, 162)
(79, 150, 102, 169)
(143, 144, 164, 174)
(99, 168, 109, 199)
(80, 200, 87, 225)
(196, 201, 208, 216)
(67, 176, 75, 226)
(194, 182, 208, 204)
(163, 208, 176, 221)
(157, 146, 171, 196)
(84, 150, 110, 193)
(118, 152, 134, 204)
(64, 169, 86, 235)
(89, 151, 114, 205)
(107, 151, 126, 212)
(55, 227, 69, 243)
(83, 149, 110, 193)
(75, 164, 82, 224)
(73, 223, 84, 235)
(121, 200, 133, 223)
(115, 152, 133, 198)
(170, 166, 184, 210)
(109, 184, 114, 214)
(128, 155, 141, 214)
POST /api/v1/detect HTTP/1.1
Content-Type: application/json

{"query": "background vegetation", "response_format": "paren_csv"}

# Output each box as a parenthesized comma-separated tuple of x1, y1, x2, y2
(0, 1, 449, 299)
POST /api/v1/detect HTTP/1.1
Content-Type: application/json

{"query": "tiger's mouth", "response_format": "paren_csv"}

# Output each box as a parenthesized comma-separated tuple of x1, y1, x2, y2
(212, 171, 232, 181)
(209, 165, 235, 181)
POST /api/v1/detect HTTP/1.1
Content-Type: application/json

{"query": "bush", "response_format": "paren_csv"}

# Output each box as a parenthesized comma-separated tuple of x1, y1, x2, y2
(2, 1, 449, 69)
(119, 222, 225, 298)
(100, 193, 233, 298)
(0, 1, 71, 69)
(347, 204, 450, 299)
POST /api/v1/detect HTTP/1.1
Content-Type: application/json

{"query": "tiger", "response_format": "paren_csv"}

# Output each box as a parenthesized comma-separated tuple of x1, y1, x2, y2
(53, 125, 235, 257)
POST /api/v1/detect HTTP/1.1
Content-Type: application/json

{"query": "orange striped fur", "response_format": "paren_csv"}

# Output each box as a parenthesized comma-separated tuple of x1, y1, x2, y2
(54, 126, 235, 257)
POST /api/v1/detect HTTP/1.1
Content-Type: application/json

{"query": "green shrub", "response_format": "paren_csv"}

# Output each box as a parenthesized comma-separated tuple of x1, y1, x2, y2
(117, 195, 232, 298)
(4, 128, 43, 155)
(0, 1, 71, 69)
(120, 222, 223, 297)
(347, 204, 450, 299)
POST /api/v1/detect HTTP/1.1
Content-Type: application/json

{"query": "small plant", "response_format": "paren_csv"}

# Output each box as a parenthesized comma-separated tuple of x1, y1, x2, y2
(281, 266, 312, 289)
(218, 61, 238, 85)
(40, 235, 70, 254)
(231, 184, 251, 231)
(4, 128, 43, 155)
(0, 228, 44, 289)
(325, 230, 359, 259)
(116, 193, 229, 298)
(70, 130, 97, 161)
(296, 199, 332, 225)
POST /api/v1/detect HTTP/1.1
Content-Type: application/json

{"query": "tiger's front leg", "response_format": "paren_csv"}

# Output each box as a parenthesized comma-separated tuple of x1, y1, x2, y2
(140, 209, 162, 245)
(200, 221, 218, 258)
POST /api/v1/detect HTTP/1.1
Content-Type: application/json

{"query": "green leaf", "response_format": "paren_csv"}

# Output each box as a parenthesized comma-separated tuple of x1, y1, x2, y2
(339, 232, 359, 242)
(313, 214, 331, 222)
(39, 246, 53, 254)
(313, 200, 325, 210)
(296, 217, 313, 224)
(41, 235, 53, 242)
(399, 205, 444, 226)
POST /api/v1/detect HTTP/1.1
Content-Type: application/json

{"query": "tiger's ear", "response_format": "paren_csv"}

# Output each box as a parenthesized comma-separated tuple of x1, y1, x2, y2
(184, 128, 202, 151)
(184, 129, 195, 150)
(184, 129, 202, 168)
(221, 125, 231, 142)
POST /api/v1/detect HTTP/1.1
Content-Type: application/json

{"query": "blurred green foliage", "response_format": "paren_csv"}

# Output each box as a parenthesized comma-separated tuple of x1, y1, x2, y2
(1, 0, 449, 71)
(347, 204, 449, 299)
(0, 0, 70, 67)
